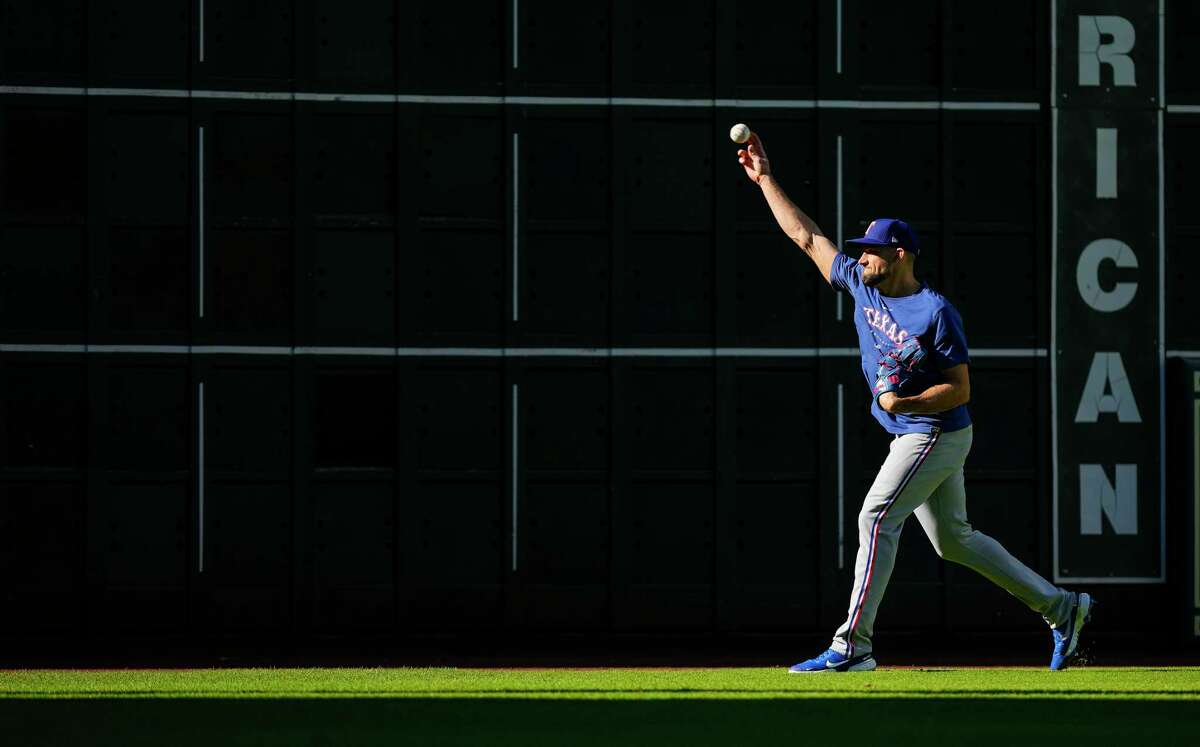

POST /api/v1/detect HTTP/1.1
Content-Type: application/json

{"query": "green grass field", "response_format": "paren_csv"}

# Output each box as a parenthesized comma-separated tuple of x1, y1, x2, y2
(3, 667, 1198, 745)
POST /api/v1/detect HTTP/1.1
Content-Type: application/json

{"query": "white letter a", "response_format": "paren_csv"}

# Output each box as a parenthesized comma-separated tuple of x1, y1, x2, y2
(1074, 352, 1142, 423)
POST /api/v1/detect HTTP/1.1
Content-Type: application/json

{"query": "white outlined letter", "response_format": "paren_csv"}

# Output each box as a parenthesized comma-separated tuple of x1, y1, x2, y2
(1078, 15, 1137, 87)
(1079, 464, 1138, 535)
(1075, 352, 1142, 423)
(1077, 238, 1138, 312)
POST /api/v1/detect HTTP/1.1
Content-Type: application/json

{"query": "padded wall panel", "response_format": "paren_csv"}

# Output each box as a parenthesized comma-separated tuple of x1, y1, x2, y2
(525, 117, 608, 222)
(312, 482, 394, 583)
(961, 364, 1039, 474)
(734, 483, 819, 588)
(1165, 235, 1189, 348)
(313, 369, 395, 469)
(90, 0, 189, 86)
(951, 122, 1036, 225)
(302, 0, 395, 91)
(106, 365, 190, 472)
(102, 110, 190, 224)
(410, 482, 503, 585)
(107, 227, 190, 334)
(518, 0, 609, 91)
(629, 482, 714, 586)
(858, 120, 940, 221)
(310, 230, 395, 345)
(200, 0, 293, 85)
(948, 577, 1041, 630)
(403, 230, 505, 341)
(629, 119, 712, 230)
(0, 0, 85, 82)
(734, 233, 819, 346)
(524, 368, 608, 473)
(521, 233, 609, 342)
(1168, 0, 1200, 97)
(1167, 122, 1200, 347)
(947, 0, 1039, 93)
(308, 112, 396, 219)
(516, 585, 608, 630)
(735, 367, 818, 477)
(522, 483, 608, 585)
(203, 587, 290, 631)
(910, 231, 944, 291)
(732, 481, 821, 630)
(0, 105, 86, 220)
(1169, 124, 1200, 229)
(628, 0, 714, 95)
(631, 367, 714, 473)
(622, 587, 712, 630)
(409, 1, 502, 91)
(2, 361, 85, 469)
(312, 481, 394, 628)
(0, 227, 85, 335)
(733, 0, 817, 95)
(405, 586, 504, 627)
(856, 0, 940, 91)
(413, 368, 502, 471)
(101, 586, 188, 631)
(209, 229, 292, 339)
(204, 483, 291, 584)
(951, 234, 1038, 346)
(417, 113, 504, 220)
(103, 483, 187, 587)
(729, 485, 821, 630)
(211, 112, 293, 221)
(208, 367, 291, 475)
(627, 234, 713, 339)
(0, 482, 83, 632)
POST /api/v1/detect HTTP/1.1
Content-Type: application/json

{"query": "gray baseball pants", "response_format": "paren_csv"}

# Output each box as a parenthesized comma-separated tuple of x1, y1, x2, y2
(831, 424, 1074, 658)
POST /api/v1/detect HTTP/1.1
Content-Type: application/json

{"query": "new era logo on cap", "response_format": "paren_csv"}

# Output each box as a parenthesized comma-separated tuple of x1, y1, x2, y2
(845, 218, 920, 255)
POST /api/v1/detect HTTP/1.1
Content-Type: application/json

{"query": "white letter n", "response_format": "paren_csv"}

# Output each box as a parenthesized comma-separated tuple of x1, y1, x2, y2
(1079, 464, 1138, 535)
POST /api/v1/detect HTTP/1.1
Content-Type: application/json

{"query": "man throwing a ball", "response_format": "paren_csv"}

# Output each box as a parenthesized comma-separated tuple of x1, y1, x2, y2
(735, 130, 1093, 672)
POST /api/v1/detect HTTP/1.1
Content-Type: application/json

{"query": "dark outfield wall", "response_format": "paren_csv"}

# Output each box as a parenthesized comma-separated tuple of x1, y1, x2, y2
(0, 0, 1197, 645)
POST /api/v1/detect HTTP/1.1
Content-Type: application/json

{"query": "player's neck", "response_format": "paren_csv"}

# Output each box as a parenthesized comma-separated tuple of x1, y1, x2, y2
(877, 272, 921, 298)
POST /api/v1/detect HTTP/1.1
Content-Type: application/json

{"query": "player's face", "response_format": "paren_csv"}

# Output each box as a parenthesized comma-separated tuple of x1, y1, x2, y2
(858, 246, 897, 287)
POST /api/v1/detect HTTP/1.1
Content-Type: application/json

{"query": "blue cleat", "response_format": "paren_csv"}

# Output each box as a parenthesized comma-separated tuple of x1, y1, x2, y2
(1049, 592, 1095, 671)
(788, 648, 877, 673)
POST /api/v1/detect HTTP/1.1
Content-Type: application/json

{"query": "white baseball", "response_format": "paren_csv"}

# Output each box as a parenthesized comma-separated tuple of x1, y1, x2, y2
(729, 123, 751, 144)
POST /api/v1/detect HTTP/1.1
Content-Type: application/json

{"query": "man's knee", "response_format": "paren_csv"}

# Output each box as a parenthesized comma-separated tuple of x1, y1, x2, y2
(857, 503, 884, 535)
(857, 502, 901, 536)
(857, 508, 873, 535)
(930, 528, 975, 561)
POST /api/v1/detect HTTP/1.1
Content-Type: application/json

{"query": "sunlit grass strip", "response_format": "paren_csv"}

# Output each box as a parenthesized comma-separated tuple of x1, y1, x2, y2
(2, 667, 1198, 701)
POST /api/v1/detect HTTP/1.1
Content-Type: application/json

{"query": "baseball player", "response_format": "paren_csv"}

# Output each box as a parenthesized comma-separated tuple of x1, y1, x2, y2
(735, 132, 1094, 672)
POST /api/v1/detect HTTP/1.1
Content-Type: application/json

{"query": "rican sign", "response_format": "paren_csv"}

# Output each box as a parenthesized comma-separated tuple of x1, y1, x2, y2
(1053, 1, 1164, 582)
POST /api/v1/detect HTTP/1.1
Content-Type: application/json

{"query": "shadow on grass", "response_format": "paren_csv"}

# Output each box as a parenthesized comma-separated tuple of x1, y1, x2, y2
(2, 697, 1196, 746)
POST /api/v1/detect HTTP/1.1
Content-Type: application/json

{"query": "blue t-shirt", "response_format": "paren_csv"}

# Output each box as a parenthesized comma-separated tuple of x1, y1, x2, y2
(830, 252, 971, 435)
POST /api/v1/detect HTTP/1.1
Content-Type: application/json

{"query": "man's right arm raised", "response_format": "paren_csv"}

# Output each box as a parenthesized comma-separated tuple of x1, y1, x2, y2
(737, 133, 840, 287)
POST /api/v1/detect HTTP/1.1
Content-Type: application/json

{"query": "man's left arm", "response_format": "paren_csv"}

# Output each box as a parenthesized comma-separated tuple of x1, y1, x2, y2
(879, 363, 970, 415)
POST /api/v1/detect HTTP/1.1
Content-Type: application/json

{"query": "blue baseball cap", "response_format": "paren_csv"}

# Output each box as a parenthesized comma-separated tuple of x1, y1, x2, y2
(845, 218, 920, 255)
